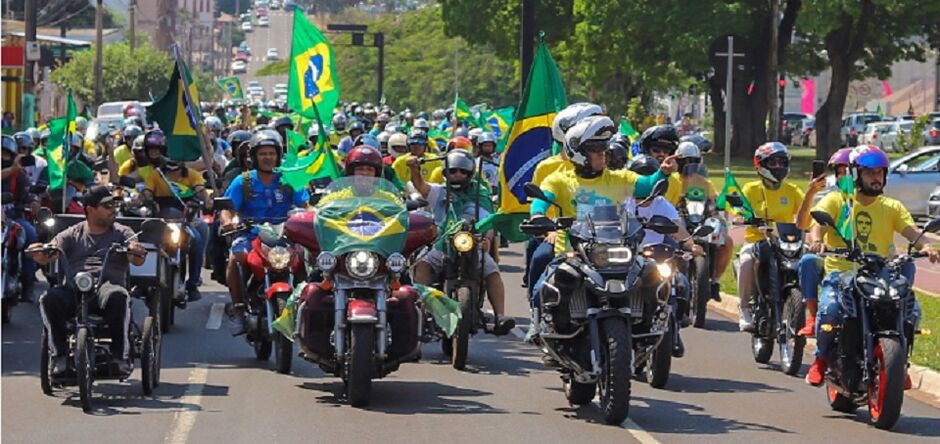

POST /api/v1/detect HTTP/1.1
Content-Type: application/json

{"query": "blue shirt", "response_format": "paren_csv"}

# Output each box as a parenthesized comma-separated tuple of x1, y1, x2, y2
(224, 170, 309, 223)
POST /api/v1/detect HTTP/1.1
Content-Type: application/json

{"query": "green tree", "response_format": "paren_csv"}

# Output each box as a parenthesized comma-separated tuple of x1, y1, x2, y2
(50, 41, 173, 105)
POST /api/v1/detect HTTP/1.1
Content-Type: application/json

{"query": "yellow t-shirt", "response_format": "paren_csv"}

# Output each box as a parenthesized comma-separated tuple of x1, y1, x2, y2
(391, 153, 442, 185)
(83, 139, 98, 157)
(813, 193, 916, 273)
(532, 154, 572, 188)
(144, 167, 205, 198)
(664, 172, 718, 206)
(742, 180, 804, 243)
(118, 159, 154, 181)
(427, 166, 446, 184)
(113, 144, 132, 169)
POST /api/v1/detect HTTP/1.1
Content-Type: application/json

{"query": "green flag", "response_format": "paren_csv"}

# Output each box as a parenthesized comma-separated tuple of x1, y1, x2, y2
(835, 175, 855, 241)
(716, 169, 754, 219)
(217, 76, 244, 99)
(453, 93, 480, 127)
(45, 89, 79, 190)
(619, 118, 638, 141)
(287, 9, 340, 123)
(146, 60, 203, 161)
(279, 143, 341, 192)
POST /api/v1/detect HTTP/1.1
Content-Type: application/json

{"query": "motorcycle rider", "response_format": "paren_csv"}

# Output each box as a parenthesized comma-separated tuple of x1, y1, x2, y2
(2, 135, 40, 301)
(607, 134, 631, 170)
(140, 137, 212, 302)
(31, 185, 147, 376)
(271, 115, 294, 146)
(526, 116, 678, 340)
(475, 132, 500, 189)
(219, 130, 310, 335)
(385, 132, 409, 166)
(222, 130, 253, 190)
(112, 125, 144, 172)
(13, 131, 47, 186)
(337, 121, 366, 158)
(409, 149, 516, 335)
(119, 131, 163, 183)
(329, 113, 348, 148)
(795, 148, 852, 337)
(391, 131, 437, 185)
(804, 145, 939, 386)
(735, 142, 804, 332)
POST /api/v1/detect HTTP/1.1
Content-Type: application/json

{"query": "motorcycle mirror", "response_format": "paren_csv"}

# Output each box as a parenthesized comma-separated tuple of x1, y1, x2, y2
(646, 214, 679, 235)
(924, 217, 940, 234)
(37, 206, 53, 221)
(406, 198, 428, 211)
(811, 210, 836, 228)
(119, 176, 138, 189)
(523, 182, 551, 203)
(214, 197, 234, 211)
(693, 224, 714, 237)
(557, 217, 575, 229)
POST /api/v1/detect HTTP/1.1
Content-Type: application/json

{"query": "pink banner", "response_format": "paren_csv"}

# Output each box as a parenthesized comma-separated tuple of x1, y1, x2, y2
(882, 80, 893, 97)
(801, 78, 816, 115)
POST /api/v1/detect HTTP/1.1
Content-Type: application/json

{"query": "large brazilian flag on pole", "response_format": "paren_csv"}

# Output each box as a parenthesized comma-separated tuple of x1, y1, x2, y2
(146, 59, 203, 161)
(287, 9, 340, 123)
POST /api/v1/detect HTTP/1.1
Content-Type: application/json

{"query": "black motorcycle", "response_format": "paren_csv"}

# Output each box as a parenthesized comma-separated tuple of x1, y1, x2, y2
(678, 197, 724, 328)
(521, 182, 712, 425)
(812, 211, 939, 430)
(29, 224, 162, 412)
(1, 195, 27, 322)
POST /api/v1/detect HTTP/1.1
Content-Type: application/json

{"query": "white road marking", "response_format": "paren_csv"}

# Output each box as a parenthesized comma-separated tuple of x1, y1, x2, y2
(164, 363, 209, 444)
(511, 327, 526, 339)
(205, 303, 225, 330)
(621, 418, 661, 444)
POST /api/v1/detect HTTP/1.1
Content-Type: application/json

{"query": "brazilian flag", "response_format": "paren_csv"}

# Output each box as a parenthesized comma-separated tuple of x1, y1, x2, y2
(483, 106, 514, 152)
(287, 9, 340, 124)
(716, 169, 754, 219)
(314, 187, 409, 258)
(147, 60, 203, 161)
(217, 76, 244, 99)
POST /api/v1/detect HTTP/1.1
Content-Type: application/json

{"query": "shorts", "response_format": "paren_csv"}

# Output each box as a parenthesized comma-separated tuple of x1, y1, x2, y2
(230, 232, 257, 255)
(418, 248, 499, 278)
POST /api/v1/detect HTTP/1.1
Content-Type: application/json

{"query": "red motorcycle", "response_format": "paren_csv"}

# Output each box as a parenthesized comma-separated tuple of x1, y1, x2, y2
(216, 198, 306, 374)
(286, 177, 435, 407)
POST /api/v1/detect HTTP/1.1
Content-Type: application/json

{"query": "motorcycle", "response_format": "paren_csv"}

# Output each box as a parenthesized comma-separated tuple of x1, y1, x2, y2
(678, 197, 724, 328)
(28, 221, 163, 412)
(811, 211, 939, 430)
(288, 176, 435, 407)
(520, 182, 712, 424)
(215, 198, 305, 373)
(1, 195, 27, 323)
(728, 193, 806, 376)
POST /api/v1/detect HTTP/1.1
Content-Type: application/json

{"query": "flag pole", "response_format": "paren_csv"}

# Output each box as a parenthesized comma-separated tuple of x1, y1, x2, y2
(170, 43, 218, 192)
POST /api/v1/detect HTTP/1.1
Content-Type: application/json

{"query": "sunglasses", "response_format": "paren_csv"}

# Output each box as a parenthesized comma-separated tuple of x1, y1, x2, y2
(447, 168, 471, 176)
(97, 201, 119, 210)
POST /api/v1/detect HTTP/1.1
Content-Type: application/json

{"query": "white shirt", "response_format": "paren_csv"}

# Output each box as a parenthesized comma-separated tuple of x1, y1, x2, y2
(623, 196, 680, 246)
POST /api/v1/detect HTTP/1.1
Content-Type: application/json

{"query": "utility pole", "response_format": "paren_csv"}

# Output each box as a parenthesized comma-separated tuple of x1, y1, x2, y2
(766, 0, 780, 141)
(375, 32, 384, 104)
(129, 0, 136, 52)
(94, 0, 104, 107)
(24, 0, 37, 95)
(520, 0, 535, 100)
(714, 36, 745, 170)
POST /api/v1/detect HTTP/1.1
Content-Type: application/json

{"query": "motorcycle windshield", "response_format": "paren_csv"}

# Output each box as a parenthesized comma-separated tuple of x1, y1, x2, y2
(314, 176, 408, 258)
(571, 204, 629, 244)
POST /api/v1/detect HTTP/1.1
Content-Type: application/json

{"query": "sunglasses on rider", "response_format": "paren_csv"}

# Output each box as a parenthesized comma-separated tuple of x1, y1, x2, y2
(447, 168, 471, 176)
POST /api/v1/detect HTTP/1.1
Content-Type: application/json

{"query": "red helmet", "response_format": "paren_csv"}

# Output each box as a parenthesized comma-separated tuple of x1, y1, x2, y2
(446, 136, 472, 152)
(345, 145, 384, 177)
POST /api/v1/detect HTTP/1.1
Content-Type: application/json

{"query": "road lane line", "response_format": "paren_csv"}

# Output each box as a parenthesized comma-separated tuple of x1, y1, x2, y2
(205, 303, 225, 330)
(621, 418, 661, 444)
(165, 363, 209, 444)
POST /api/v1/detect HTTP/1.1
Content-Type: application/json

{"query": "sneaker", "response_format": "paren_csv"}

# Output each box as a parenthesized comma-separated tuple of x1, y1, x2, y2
(230, 316, 248, 336)
(738, 306, 756, 332)
(524, 309, 540, 344)
(672, 335, 685, 358)
(805, 357, 827, 386)
(492, 316, 516, 336)
(798, 316, 816, 337)
(186, 285, 202, 302)
(51, 355, 69, 377)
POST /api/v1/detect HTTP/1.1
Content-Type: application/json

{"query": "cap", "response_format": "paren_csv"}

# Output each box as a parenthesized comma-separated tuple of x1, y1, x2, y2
(82, 185, 117, 207)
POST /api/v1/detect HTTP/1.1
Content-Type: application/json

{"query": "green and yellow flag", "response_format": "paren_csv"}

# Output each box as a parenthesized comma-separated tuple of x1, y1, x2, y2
(279, 142, 341, 192)
(146, 60, 203, 161)
(619, 118, 639, 141)
(45, 89, 91, 190)
(482, 106, 515, 152)
(835, 175, 855, 241)
(217, 76, 244, 99)
(453, 93, 480, 127)
(287, 9, 340, 124)
(716, 169, 754, 219)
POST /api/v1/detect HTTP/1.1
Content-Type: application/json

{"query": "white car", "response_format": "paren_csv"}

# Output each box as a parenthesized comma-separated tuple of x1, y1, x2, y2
(258, 16, 270, 27)
(248, 80, 261, 89)
(859, 122, 894, 148)
(883, 120, 915, 152)
(241, 21, 253, 32)
(266, 48, 280, 61)
(231, 60, 247, 74)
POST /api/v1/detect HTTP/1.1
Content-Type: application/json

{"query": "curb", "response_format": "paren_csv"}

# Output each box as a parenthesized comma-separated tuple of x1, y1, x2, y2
(709, 292, 940, 402)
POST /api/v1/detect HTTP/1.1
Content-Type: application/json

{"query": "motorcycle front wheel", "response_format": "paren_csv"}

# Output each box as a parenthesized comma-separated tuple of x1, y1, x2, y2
(869, 337, 906, 430)
(598, 318, 631, 425)
(75, 327, 94, 412)
(141, 316, 160, 395)
(691, 256, 710, 329)
(779, 288, 805, 376)
(40, 326, 53, 395)
(274, 296, 293, 375)
(647, 319, 673, 389)
(347, 323, 374, 407)
(450, 287, 473, 370)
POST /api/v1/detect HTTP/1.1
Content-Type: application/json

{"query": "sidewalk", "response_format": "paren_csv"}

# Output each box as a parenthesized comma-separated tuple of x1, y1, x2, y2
(708, 293, 940, 403)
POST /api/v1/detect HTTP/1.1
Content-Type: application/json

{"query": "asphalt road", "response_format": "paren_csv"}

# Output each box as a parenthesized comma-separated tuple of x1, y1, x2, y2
(3, 242, 940, 443)
(237, 8, 292, 101)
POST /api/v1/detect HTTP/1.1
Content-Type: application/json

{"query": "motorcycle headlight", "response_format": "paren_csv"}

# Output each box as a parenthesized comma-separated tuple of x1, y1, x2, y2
(75, 272, 95, 292)
(267, 245, 292, 270)
(655, 262, 673, 279)
(42, 218, 55, 228)
(346, 250, 378, 279)
(317, 251, 337, 272)
(168, 223, 182, 245)
(592, 245, 633, 268)
(453, 231, 474, 253)
(386, 252, 406, 273)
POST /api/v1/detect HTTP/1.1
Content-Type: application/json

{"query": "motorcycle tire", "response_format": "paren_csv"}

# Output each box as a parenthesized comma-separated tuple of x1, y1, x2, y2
(779, 289, 806, 376)
(440, 333, 453, 357)
(160, 284, 172, 334)
(751, 335, 774, 364)
(647, 319, 673, 389)
(1, 301, 10, 324)
(450, 287, 473, 371)
(826, 382, 857, 413)
(76, 327, 94, 412)
(274, 297, 293, 375)
(563, 378, 596, 406)
(254, 331, 273, 361)
(869, 337, 906, 430)
(598, 318, 631, 425)
(141, 316, 159, 396)
(40, 326, 53, 395)
(347, 323, 374, 407)
(691, 256, 710, 329)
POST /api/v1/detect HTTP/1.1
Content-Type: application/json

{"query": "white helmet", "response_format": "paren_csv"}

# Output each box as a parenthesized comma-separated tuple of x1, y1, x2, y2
(552, 102, 603, 143)
(387, 132, 409, 158)
(676, 141, 700, 159)
(564, 115, 616, 172)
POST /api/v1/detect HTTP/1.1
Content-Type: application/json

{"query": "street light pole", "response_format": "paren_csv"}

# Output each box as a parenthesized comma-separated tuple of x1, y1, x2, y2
(767, 0, 780, 141)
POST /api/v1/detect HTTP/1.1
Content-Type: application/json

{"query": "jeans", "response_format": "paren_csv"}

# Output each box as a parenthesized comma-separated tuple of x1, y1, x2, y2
(523, 237, 541, 283)
(737, 241, 779, 304)
(527, 240, 555, 307)
(39, 282, 131, 359)
(815, 261, 917, 358)
(187, 220, 209, 288)
(798, 253, 823, 302)
(13, 217, 38, 292)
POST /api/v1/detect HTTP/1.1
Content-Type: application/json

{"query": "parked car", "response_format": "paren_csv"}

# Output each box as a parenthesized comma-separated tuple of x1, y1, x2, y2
(231, 60, 247, 74)
(241, 21, 253, 32)
(841, 112, 883, 144)
(883, 120, 915, 152)
(266, 48, 280, 61)
(258, 16, 270, 27)
(782, 112, 811, 145)
(238, 42, 251, 55)
(248, 80, 261, 89)
(923, 118, 940, 146)
(234, 52, 249, 63)
(859, 122, 894, 148)
(798, 117, 816, 147)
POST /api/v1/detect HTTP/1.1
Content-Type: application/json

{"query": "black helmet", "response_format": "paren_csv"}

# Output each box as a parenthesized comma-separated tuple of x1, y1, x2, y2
(607, 136, 629, 170)
(444, 149, 476, 191)
(143, 129, 168, 156)
(273, 115, 293, 130)
(349, 120, 365, 134)
(639, 124, 679, 156)
(122, 124, 143, 141)
(248, 129, 283, 170)
(13, 131, 34, 150)
(628, 154, 660, 176)
(227, 129, 252, 150)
